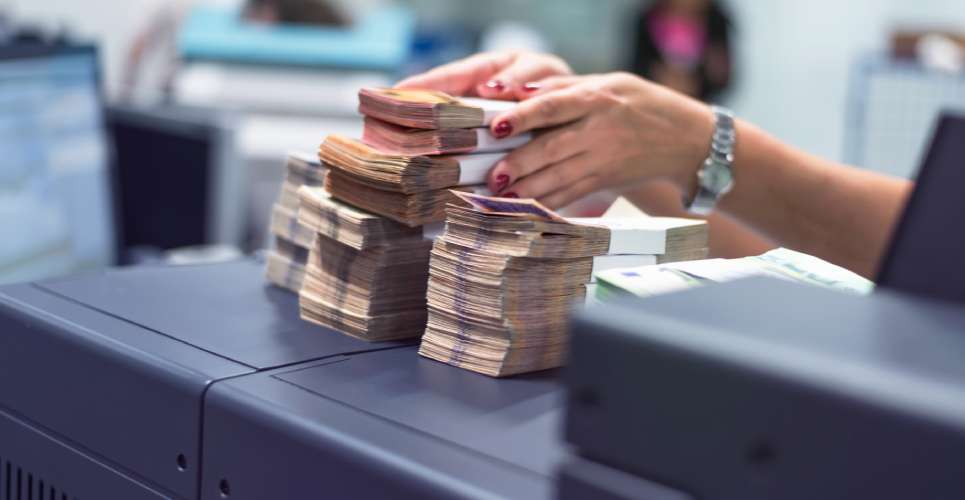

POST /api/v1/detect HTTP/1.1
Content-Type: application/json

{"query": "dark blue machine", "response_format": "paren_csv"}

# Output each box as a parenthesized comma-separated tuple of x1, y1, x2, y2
(0, 259, 570, 499)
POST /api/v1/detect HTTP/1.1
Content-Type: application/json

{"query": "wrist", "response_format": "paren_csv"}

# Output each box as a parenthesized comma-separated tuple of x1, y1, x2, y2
(671, 102, 716, 199)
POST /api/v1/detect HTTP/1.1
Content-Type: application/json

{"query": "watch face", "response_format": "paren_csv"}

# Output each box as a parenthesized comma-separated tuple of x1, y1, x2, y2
(700, 160, 734, 193)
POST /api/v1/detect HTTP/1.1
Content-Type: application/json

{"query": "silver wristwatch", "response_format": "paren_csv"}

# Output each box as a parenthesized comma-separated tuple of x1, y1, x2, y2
(685, 105, 736, 216)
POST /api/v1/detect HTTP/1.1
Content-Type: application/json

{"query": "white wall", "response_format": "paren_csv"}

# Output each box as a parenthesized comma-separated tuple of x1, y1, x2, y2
(725, 0, 965, 162)
(4, 0, 965, 163)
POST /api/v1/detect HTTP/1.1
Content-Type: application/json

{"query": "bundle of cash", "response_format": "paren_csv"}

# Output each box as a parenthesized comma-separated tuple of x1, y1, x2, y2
(265, 237, 310, 292)
(277, 151, 328, 210)
(320, 134, 502, 193)
(297, 186, 424, 250)
(296, 186, 434, 341)
(325, 168, 495, 227)
(362, 116, 530, 156)
(265, 152, 328, 293)
(358, 87, 515, 129)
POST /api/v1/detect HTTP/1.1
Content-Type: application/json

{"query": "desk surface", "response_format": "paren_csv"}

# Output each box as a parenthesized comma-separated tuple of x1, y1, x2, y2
(36, 260, 412, 369)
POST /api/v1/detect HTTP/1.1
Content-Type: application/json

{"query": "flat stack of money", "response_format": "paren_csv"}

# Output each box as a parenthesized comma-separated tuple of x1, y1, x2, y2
(320, 88, 527, 227)
(296, 186, 435, 341)
(265, 152, 328, 293)
(419, 192, 711, 377)
(594, 247, 875, 301)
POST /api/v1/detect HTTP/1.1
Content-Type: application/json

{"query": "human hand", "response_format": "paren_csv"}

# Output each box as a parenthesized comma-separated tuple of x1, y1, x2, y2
(484, 72, 715, 209)
(394, 51, 572, 100)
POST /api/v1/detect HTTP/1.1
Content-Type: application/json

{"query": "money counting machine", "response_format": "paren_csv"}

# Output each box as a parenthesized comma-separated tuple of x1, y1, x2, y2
(3, 260, 965, 499)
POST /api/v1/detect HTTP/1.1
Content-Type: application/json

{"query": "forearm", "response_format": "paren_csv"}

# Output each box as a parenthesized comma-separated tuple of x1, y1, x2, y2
(713, 120, 913, 278)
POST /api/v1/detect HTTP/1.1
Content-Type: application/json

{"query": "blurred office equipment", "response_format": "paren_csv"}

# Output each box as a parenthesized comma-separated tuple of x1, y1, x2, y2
(159, 3, 418, 247)
(107, 105, 243, 262)
(844, 53, 965, 179)
(0, 43, 114, 284)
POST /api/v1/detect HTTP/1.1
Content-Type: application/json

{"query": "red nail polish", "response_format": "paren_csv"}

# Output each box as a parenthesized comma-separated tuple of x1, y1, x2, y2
(493, 120, 513, 138)
(503, 192, 519, 199)
(523, 82, 541, 92)
(485, 79, 506, 92)
(495, 174, 510, 193)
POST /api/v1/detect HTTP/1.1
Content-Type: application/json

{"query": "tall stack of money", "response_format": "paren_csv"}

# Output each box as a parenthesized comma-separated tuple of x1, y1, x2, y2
(294, 88, 529, 341)
(418, 192, 710, 377)
(296, 186, 434, 341)
(265, 152, 328, 293)
(321, 88, 528, 227)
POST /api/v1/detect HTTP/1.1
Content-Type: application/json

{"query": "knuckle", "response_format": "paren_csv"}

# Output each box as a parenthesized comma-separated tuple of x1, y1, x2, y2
(542, 134, 566, 162)
(536, 97, 559, 120)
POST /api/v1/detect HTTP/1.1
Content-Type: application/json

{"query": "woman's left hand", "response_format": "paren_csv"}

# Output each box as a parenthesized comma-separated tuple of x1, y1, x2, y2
(486, 72, 715, 209)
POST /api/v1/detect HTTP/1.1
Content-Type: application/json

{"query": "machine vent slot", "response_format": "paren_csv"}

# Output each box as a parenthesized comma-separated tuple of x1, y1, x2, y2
(0, 456, 73, 500)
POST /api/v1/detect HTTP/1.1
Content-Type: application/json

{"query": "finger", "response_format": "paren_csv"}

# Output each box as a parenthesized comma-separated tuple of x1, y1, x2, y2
(540, 174, 601, 210)
(490, 83, 598, 138)
(504, 152, 598, 201)
(486, 121, 588, 193)
(395, 52, 515, 96)
(476, 59, 570, 99)
(511, 75, 583, 101)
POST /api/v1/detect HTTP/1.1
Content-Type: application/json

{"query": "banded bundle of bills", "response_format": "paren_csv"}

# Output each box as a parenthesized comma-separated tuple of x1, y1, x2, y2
(277, 151, 328, 210)
(325, 169, 489, 227)
(265, 151, 328, 293)
(320, 134, 502, 193)
(419, 192, 712, 376)
(297, 186, 423, 250)
(362, 117, 530, 156)
(265, 237, 310, 292)
(296, 186, 434, 341)
(358, 87, 515, 129)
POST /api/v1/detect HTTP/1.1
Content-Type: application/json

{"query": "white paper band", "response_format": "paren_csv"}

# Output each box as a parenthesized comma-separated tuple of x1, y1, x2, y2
(473, 128, 531, 153)
(453, 152, 507, 185)
(459, 97, 518, 125)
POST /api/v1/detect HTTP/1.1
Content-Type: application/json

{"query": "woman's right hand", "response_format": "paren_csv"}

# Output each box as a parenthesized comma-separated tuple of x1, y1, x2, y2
(394, 51, 573, 99)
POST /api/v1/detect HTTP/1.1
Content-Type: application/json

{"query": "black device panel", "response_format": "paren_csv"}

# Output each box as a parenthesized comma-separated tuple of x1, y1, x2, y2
(878, 113, 965, 302)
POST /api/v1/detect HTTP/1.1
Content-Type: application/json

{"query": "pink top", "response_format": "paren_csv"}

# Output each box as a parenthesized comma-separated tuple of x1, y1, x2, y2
(649, 11, 707, 67)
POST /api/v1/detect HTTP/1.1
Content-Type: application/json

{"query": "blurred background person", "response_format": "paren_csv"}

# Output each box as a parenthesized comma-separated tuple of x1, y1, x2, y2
(630, 0, 734, 101)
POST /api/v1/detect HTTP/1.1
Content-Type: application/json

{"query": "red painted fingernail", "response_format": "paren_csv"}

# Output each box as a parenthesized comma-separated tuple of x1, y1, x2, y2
(485, 79, 506, 92)
(495, 174, 510, 193)
(503, 192, 519, 199)
(493, 120, 513, 138)
(523, 82, 541, 92)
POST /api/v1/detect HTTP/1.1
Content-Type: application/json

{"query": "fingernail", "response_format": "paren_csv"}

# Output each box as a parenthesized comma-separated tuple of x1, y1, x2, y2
(495, 174, 510, 193)
(523, 82, 541, 92)
(502, 192, 519, 199)
(484, 79, 506, 92)
(493, 120, 513, 138)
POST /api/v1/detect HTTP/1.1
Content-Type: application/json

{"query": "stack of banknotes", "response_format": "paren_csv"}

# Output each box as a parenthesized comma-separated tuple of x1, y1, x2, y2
(321, 88, 530, 226)
(418, 192, 710, 377)
(288, 88, 531, 341)
(296, 186, 436, 341)
(265, 152, 328, 293)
